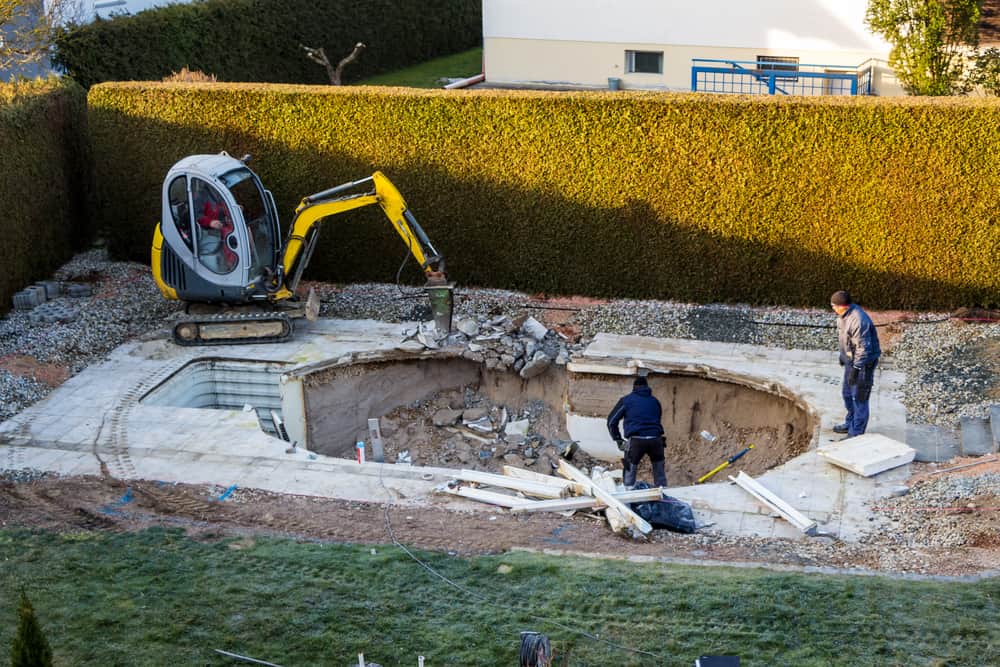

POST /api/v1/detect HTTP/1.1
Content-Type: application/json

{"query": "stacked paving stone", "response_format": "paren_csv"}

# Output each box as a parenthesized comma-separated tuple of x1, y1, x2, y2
(12, 279, 90, 325)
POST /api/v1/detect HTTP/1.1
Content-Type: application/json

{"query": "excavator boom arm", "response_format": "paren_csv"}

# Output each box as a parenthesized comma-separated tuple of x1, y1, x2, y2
(280, 171, 445, 295)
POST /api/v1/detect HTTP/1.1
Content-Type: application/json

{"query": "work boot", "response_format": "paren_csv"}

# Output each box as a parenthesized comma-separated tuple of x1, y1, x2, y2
(832, 423, 849, 434)
(623, 460, 637, 489)
(652, 461, 667, 488)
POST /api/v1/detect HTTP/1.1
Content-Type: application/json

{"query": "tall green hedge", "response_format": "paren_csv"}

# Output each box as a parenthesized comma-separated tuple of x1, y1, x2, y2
(53, 0, 481, 89)
(0, 80, 91, 317)
(88, 83, 1000, 309)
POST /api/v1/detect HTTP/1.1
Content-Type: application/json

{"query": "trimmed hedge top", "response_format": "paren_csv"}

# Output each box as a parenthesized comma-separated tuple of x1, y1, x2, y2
(53, 0, 481, 88)
(88, 83, 1000, 309)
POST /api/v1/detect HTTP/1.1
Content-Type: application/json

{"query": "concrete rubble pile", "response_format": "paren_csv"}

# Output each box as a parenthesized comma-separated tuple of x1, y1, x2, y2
(424, 390, 577, 472)
(401, 313, 582, 379)
(437, 458, 659, 539)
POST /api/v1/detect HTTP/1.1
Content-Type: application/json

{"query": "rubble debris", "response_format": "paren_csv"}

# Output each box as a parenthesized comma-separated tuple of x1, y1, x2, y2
(431, 409, 463, 427)
(400, 310, 572, 381)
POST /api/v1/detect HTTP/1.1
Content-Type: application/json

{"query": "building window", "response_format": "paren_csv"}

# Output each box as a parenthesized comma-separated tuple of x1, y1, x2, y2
(757, 55, 799, 80)
(625, 50, 663, 74)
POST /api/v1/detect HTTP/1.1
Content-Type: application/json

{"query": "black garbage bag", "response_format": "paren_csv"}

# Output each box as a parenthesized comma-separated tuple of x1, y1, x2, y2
(630, 482, 697, 533)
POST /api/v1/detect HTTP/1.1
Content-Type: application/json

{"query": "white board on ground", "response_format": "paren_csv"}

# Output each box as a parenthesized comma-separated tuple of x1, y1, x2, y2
(817, 433, 916, 477)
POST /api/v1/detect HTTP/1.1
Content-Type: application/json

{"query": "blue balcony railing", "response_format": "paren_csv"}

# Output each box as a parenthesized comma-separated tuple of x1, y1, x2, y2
(691, 59, 875, 96)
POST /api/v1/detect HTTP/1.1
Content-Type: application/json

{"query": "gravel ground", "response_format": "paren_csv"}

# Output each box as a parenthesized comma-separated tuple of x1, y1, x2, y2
(2, 248, 998, 430)
(864, 471, 1000, 549)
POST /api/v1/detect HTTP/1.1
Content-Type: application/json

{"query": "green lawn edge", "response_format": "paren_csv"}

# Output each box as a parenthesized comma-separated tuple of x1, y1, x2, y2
(1, 528, 996, 665)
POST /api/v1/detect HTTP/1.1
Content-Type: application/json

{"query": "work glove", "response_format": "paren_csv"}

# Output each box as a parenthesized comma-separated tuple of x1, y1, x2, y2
(615, 438, 626, 452)
(847, 366, 859, 386)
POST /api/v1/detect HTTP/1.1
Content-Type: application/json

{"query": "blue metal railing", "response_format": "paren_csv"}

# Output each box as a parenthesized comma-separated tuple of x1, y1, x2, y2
(691, 59, 875, 96)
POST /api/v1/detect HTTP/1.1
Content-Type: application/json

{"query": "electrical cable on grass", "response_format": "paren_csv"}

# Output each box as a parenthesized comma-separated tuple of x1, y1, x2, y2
(374, 462, 667, 663)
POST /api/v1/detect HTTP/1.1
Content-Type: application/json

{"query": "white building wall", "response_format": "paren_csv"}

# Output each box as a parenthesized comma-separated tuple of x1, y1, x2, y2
(484, 0, 891, 53)
(483, 0, 900, 94)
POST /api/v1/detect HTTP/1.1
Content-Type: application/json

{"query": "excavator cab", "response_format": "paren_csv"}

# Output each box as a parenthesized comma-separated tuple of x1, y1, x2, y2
(153, 153, 283, 303)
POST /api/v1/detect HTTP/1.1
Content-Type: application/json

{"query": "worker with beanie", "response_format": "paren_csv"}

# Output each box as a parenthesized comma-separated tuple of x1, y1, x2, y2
(830, 290, 881, 438)
(607, 375, 667, 488)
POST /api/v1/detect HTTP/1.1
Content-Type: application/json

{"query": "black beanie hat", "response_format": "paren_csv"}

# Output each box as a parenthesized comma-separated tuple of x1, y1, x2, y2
(634, 376, 648, 387)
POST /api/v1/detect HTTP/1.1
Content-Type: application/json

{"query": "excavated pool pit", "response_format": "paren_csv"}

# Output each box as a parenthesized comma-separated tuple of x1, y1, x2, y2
(272, 352, 816, 487)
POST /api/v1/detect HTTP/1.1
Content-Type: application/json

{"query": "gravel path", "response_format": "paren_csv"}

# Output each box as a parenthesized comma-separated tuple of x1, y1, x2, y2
(2, 248, 998, 432)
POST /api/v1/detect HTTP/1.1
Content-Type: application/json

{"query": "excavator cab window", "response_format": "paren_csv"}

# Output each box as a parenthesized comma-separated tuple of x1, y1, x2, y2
(167, 176, 193, 250)
(191, 177, 239, 275)
(219, 167, 278, 283)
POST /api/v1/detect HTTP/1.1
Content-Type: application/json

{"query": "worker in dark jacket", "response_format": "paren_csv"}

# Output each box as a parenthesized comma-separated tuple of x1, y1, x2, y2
(831, 290, 881, 438)
(607, 376, 667, 488)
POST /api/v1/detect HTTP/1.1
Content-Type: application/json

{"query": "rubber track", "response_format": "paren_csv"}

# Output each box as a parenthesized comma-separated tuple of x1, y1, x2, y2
(172, 312, 293, 346)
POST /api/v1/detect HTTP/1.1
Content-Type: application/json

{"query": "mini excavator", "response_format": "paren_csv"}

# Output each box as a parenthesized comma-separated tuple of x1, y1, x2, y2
(151, 153, 451, 345)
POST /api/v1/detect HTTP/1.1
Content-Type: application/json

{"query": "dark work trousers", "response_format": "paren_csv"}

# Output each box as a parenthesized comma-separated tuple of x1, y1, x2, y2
(624, 435, 666, 487)
(841, 361, 877, 437)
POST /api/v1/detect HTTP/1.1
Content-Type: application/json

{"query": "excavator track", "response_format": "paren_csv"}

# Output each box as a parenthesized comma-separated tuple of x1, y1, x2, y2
(172, 312, 293, 346)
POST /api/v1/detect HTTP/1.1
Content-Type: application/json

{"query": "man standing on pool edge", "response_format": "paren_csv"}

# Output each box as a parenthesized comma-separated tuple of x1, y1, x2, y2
(607, 375, 667, 488)
(831, 290, 881, 439)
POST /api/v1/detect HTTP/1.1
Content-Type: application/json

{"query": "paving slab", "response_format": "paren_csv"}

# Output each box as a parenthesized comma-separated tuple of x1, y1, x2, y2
(817, 434, 916, 477)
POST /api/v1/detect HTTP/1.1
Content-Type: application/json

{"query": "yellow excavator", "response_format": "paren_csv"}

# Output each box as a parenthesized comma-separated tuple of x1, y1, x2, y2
(151, 152, 451, 345)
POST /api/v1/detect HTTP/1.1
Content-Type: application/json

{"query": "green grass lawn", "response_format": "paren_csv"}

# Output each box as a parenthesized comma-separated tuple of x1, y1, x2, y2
(357, 48, 482, 88)
(1, 528, 997, 666)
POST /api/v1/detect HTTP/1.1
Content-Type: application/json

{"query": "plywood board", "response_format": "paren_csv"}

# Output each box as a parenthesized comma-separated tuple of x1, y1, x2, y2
(817, 433, 915, 477)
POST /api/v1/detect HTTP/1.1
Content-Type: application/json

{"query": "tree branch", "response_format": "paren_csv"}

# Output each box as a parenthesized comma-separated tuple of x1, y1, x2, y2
(300, 41, 365, 85)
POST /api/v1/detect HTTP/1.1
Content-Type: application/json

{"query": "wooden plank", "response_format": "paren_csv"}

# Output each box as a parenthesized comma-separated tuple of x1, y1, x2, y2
(501, 465, 587, 495)
(557, 459, 652, 537)
(816, 433, 915, 477)
(440, 486, 531, 509)
(729, 471, 817, 535)
(510, 487, 665, 514)
(455, 469, 568, 499)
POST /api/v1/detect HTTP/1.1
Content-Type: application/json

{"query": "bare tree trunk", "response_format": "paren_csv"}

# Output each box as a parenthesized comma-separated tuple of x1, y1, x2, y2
(301, 42, 366, 85)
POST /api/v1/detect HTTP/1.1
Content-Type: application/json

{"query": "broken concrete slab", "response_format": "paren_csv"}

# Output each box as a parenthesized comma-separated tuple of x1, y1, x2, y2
(455, 318, 480, 337)
(817, 433, 915, 477)
(519, 352, 551, 379)
(505, 419, 530, 437)
(960, 416, 996, 456)
(432, 409, 463, 427)
(462, 408, 489, 422)
(519, 316, 548, 342)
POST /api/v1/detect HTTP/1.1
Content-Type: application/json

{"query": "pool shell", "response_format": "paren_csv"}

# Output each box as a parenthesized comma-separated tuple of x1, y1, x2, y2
(278, 350, 817, 486)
